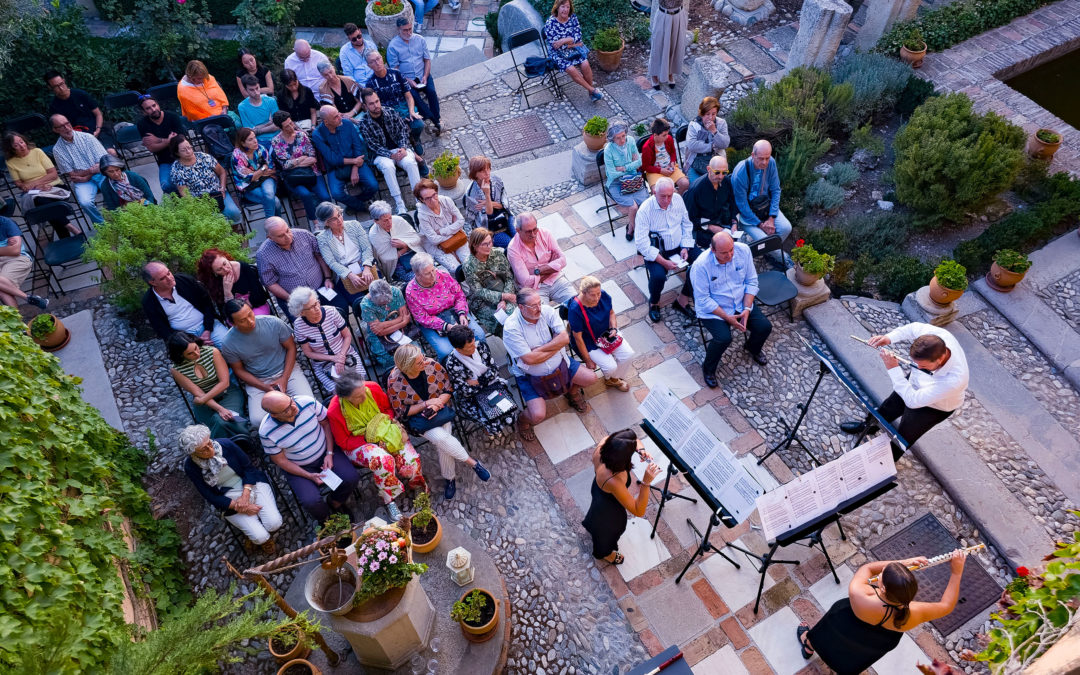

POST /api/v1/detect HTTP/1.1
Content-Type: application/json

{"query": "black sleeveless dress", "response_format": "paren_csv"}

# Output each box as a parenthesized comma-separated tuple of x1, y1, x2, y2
(807, 598, 904, 675)
(581, 472, 631, 559)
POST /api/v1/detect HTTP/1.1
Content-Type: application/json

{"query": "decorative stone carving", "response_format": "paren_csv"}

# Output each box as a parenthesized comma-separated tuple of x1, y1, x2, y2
(497, 0, 546, 54)
(785, 0, 853, 71)
(905, 286, 959, 326)
(712, 0, 776, 26)
(571, 142, 601, 186)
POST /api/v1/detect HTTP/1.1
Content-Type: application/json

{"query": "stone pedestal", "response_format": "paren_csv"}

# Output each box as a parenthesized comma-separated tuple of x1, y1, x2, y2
(712, 0, 777, 26)
(571, 142, 601, 187)
(786, 269, 831, 319)
(497, 0, 546, 53)
(329, 578, 435, 670)
(680, 57, 744, 122)
(905, 286, 958, 326)
(855, 0, 921, 51)
(438, 177, 471, 204)
(785, 0, 853, 71)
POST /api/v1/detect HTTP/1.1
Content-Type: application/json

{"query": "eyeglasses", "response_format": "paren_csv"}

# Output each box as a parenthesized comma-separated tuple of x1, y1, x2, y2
(420, 193, 439, 202)
(520, 228, 538, 235)
(521, 301, 543, 310)
(138, 93, 153, 102)
(708, 169, 728, 176)
(349, 34, 364, 42)
(48, 81, 67, 91)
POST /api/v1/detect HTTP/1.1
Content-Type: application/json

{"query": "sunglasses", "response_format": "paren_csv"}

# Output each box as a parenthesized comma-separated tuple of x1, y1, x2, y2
(349, 34, 364, 42)
(138, 93, 153, 101)
(708, 169, 728, 175)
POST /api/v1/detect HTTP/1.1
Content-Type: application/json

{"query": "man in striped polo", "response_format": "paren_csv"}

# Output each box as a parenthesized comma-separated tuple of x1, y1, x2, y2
(260, 391, 360, 523)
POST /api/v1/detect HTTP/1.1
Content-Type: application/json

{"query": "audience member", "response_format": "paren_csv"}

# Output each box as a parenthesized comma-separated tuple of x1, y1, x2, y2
(237, 74, 280, 147)
(136, 95, 186, 194)
(641, 117, 688, 193)
(289, 286, 366, 391)
(314, 201, 377, 303)
(414, 178, 468, 269)
(168, 332, 251, 437)
(731, 139, 792, 266)
(235, 48, 274, 96)
(284, 39, 332, 93)
(196, 248, 271, 317)
(277, 69, 320, 129)
(231, 127, 283, 219)
(0, 215, 48, 309)
(359, 279, 418, 373)
(357, 89, 423, 215)
(404, 252, 486, 358)
(545, 0, 603, 101)
(364, 51, 426, 151)
(683, 97, 730, 184)
(634, 176, 698, 323)
(340, 23, 377, 85)
(444, 324, 519, 437)
(506, 213, 575, 304)
(50, 114, 110, 225)
(221, 300, 315, 425)
(270, 110, 329, 222)
(99, 155, 155, 210)
(568, 275, 634, 391)
(463, 155, 516, 248)
(503, 287, 597, 436)
(388, 18, 442, 134)
(256, 217, 344, 318)
(647, 0, 685, 90)
(316, 62, 361, 119)
(169, 135, 242, 223)
(177, 60, 229, 121)
(582, 430, 660, 565)
(461, 227, 517, 336)
(2, 131, 79, 236)
(684, 156, 737, 247)
(387, 343, 491, 500)
(311, 105, 377, 213)
(410, 0, 440, 31)
(43, 70, 114, 148)
(142, 261, 229, 346)
(180, 425, 282, 551)
(259, 390, 359, 523)
(367, 200, 424, 282)
(690, 231, 771, 389)
(328, 371, 426, 521)
(602, 120, 649, 241)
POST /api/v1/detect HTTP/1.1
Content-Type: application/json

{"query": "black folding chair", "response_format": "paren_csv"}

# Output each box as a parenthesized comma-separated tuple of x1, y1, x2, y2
(148, 82, 180, 113)
(673, 124, 687, 168)
(3, 113, 53, 153)
(746, 234, 797, 320)
(104, 91, 142, 116)
(506, 29, 563, 108)
(594, 150, 618, 236)
(113, 123, 149, 169)
(24, 202, 98, 296)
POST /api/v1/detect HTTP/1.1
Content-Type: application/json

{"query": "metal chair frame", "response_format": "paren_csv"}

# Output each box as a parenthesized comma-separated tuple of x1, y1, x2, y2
(506, 28, 563, 108)
(24, 202, 98, 296)
(746, 234, 797, 320)
(594, 150, 619, 236)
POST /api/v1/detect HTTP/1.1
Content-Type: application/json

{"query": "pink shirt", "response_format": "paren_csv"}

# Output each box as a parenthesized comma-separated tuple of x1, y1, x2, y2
(405, 270, 469, 331)
(506, 228, 567, 289)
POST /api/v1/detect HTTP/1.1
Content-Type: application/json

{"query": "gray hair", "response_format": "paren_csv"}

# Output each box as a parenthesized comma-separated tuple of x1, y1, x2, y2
(317, 61, 333, 74)
(516, 287, 539, 306)
(410, 251, 434, 276)
(314, 201, 342, 223)
(606, 119, 628, 142)
(265, 216, 290, 235)
(368, 200, 393, 220)
(654, 176, 675, 194)
(318, 105, 337, 121)
(334, 370, 367, 398)
(178, 424, 211, 455)
(287, 286, 318, 318)
(516, 212, 537, 229)
(395, 16, 410, 27)
(99, 154, 125, 172)
(367, 278, 393, 306)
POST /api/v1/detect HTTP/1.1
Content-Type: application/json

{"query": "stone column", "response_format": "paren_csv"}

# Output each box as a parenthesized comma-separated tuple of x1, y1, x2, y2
(785, 269, 831, 319)
(785, 0, 853, 71)
(571, 142, 601, 186)
(904, 287, 959, 326)
(855, 0, 921, 51)
(680, 56, 743, 122)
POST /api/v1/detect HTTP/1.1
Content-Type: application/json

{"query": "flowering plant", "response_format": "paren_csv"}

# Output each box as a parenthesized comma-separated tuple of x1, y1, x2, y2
(372, 0, 406, 16)
(353, 526, 427, 604)
(790, 240, 835, 277)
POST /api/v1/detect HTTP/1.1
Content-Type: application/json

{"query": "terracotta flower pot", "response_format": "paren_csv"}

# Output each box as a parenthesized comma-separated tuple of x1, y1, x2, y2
(793, 264, 823, 287)
(434, 168, 460, 190)
(269, 625, 311, 664)
(28, 315, 71, 352)
(594, 40, 624, 72)
(364, 1, 414, 50)
(900, 43, 927, 68)
(277, 658, 322, 675)
(410, 514, 442, 554)
(1027, 129, 1062, 160)
(457, 588, 500, 641)
(582, 131, 606, 152)
(928, 276, 963, 305)
(985, 262, 1026, 292)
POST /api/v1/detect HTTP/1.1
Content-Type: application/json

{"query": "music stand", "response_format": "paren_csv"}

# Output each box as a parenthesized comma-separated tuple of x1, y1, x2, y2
(647, 462, 698, 540)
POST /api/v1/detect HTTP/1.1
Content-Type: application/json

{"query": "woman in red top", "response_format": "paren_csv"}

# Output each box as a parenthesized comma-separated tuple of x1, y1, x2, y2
(326, 371, 426, 521)
(641, 117, 689, 194)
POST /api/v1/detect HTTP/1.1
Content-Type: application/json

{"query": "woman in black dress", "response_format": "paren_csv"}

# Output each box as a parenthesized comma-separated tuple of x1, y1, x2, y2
(443, 324, 518, 438)
(798, 549, 968, 674)
(196, 247, 270, 318)
(581, 429, 660, 564)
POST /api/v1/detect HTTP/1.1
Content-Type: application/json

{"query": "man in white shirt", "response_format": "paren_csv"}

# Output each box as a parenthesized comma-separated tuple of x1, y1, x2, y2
(284, 39, 331, 93)
(635, 177, 700, 324)
(840, 322, 969, 460)
(503, 288, 597, 432)
(339, 23, 377, 85)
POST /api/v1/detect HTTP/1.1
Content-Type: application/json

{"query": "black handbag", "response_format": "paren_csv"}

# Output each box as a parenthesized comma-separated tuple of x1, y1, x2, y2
(282, 166, 317, 189)
(740, 161, 772, 221)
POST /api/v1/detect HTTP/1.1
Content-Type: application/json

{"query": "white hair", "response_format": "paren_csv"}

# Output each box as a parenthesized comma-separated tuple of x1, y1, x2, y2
(410, 251, 434, 276)
(654, 177, 675, 193)
(178, 424, 211, 455)
(287, 286, 318, 318)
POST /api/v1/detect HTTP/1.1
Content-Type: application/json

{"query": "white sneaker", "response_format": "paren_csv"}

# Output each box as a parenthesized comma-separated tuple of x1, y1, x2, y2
(394, 199, 408, 215)
(387, 502, 402, 521)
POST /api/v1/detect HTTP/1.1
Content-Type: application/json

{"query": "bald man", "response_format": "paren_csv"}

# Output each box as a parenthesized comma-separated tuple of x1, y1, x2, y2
(731, 140, 792, 267)
(690, 231, 772, 388)
(284, 39, 331, 93)
(684, 155, 738, 248)
(311, 105, 378, 213)
(255, 217, 348, 318)
(140, 261, 229, 346)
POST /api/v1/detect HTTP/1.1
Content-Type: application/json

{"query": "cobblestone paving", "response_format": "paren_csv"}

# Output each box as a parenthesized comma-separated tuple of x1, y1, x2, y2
(1040, 268, 1080, 335)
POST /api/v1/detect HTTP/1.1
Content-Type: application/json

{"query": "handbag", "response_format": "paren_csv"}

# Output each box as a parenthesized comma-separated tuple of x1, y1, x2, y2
(740, 161, 772, 221)
(437, 229, 468, 254)
(573, 299, 622, 355)
(557, 45, 589, 62)
(486, 207, 512, 233)
(406, 403, 455, 433)
(282, 166, 317, 189)
(619, 174, 645, 194)
(690, 123, 714, 175)
(528, 358, 572, 400)
(474, 385, 517, 422)
(341, 266, 375, 295)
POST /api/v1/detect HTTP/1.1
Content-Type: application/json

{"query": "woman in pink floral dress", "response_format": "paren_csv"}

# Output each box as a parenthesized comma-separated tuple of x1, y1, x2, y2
(403, 251, 487, 360)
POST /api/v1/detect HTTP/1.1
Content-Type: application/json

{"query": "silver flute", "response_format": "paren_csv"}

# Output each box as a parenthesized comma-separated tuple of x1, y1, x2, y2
(850, 334, 915, 368)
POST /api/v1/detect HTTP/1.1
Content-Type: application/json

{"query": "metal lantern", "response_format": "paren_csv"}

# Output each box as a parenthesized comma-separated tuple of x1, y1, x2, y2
(445, 546, 475, 586)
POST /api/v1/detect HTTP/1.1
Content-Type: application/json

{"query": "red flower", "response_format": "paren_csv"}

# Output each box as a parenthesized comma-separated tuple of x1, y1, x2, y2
(1016, 566, 1030, 577)
(795, 238, 805, 247)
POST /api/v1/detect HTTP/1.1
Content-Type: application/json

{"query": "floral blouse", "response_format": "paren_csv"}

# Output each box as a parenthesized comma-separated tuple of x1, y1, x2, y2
(461, 249, 516, 334)
(443, 341, 504, 398)
(387, 360, 453, 418)
(230, 146, 275, 192)
(404, 270, 468, 332)
(270, 130, 322, 174)
(170, 152, 222, 198)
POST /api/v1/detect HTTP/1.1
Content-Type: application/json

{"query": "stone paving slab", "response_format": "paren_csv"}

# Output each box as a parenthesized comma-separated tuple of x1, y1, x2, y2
(55, 309, 125, 431)
(723, 37, 783, 75)
(640, 359, 701, 399)
(589, 389, 647, 434)
(599, 79, 663, 124)
(747, 606, 804, 675)
(695, 644, 752, 675)
(533, 410, 596, 465)
(562, 244, 604, 282)
(635, 577, 713, 647)
(571, 194, 614, 229)
(808, 561, 854, 609)
(601, 279, 634, 313)
(615, 517, 674, 582)
(536, 212, 577, 240)
(498, 149, 574, 195)
(699, 538, 778, 612)
(875, 633, 933, 675)
(597, 227, 639, 262)
(628, 266, 684, 298)
(1025, 229, 1080, 290)
(621, 321, 667, 355)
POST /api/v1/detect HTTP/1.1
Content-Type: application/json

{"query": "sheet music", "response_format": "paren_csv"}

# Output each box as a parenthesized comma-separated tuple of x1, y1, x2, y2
(756, 490, 795, 540)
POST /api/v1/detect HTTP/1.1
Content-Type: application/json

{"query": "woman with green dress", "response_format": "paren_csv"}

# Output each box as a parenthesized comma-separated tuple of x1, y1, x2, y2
(168, 331, 252, 438)
(460, 227, 517, 336)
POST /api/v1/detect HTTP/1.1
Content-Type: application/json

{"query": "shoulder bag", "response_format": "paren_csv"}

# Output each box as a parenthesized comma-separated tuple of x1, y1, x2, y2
(690, 124, 713, 175)
(619, 174, 645, 194)
(741, 161, 772, 221)
(527, 358, 572, 400)
(282, 166, 317, 189)
(573, 298, 622, 355)
(438, 229, 468, 253)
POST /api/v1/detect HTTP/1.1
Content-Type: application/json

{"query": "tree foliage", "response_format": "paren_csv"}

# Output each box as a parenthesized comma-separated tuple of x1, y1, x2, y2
(831, 52, 912, 129)
(233, 0, 304, 67)
(99, 0, 213, 82)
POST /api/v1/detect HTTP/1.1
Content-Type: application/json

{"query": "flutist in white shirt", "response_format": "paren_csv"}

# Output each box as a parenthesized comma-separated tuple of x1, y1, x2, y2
(840, 322, 969, 460)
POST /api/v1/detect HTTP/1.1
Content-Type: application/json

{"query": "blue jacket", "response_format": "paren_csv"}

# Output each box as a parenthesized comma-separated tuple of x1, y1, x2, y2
(312, 120, 369, 170)
(731, 156, 781, 227)
(183, 438, 268, 514)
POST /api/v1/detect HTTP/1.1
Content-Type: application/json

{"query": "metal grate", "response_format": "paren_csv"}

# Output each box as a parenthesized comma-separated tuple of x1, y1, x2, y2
(870, 513, 1001, 636)
(483, 113, 553, 157)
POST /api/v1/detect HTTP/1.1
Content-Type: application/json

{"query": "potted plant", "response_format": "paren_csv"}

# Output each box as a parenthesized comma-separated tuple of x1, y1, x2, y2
(928, 259, 968, 304)
(269, 624, 311, 664)
(28, 313, 70, 352)
(451, 587, 500, 642)
(349, 524, 428, 621)
(277, 659, 322, 675)
(409, 491, 442, 554)
(985, 248, 1032, 292)
(899, 26, 927, 68)
(591, 27, 624, 72)
(364, 0, 414, 50)
(431, 150, 461, 190)
(1027, 128, 1062, 160)
(582, 115, 609, 152)
(317, 513, 355, 551)
(789, 239, 835, 286)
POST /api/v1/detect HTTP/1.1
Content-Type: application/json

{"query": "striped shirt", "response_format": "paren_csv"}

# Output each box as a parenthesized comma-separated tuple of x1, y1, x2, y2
(52, 130, 107, 175)
(293, 306, 348, 357)
(259, 395, 328, 465)
(255, 228, 325, 293)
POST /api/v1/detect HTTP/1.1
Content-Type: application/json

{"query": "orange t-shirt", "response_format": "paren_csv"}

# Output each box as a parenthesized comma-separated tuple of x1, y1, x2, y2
(178, 76, 229, 121)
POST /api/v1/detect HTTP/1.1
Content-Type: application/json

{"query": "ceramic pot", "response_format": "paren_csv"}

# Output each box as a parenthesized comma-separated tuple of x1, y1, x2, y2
(793, 263, 823, 286)
(900, 43, 927, 68)
(277, 658, 322, 675)
(582, 131, 606, 152)
(434, 170, 460, 190)
(1027, 129, 1062, 160)
(928, 276, 963, 304)
(985, 262, 1026, 292)
(28, 315, 70, 352)
(410, 514, 442, 554)
(457, 588, 500, 641)
(594, 40, 624, 72)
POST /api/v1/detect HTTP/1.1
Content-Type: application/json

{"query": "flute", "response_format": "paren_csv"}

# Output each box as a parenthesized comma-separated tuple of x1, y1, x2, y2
(868, 544, 985, 583)
(850, 335, 915, 367)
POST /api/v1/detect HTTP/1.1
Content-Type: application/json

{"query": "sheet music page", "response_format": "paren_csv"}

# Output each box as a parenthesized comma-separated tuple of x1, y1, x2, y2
(837, 449, 870, 498)
(757, 489, 795, 543)
(682, 425, 721, 468)
(638, 387, 669, 425)
(721, 475, 762, 522)
(695, 450, 737, 495)
(813, 461, 844, 510)
(859, 435, 896, 485)
(784, 474, 828, 522)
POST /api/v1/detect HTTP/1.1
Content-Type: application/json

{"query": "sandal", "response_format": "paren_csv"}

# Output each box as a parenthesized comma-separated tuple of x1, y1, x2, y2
(567, 390, 589, 413)
(518, 421, 537, 442)
(797, 622, 814, 659)
(603, 552, 625, 565)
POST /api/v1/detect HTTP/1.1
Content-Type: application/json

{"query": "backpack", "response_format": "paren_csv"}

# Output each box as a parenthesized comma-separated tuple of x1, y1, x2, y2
(201, 124, 234, 160)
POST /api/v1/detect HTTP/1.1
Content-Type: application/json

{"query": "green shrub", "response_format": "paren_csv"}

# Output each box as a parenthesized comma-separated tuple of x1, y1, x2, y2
(826, 162, 859, 187)
(876, 254, 933, 301)
(84, 195, 252, 312)
(777, 126, 832, 203)
(805, 227, 849, 256)
(934, 259, 968, 291)
(592, 27, 622, 51)
(118, 0, 214, 82)
(896, 76, 938, 117)
(836, 212, 910, 262)
(527, 0, 649, 43)
(832, 52, 912, 128)
(729, 67, 853, 148)
(804, 179, 846, 211)
(790, 242, 836, 275)
(297, 0, 369, 27)
(430, 150, 461, 179)
(451, 589, 489, 625)
(850, 124, 886, 158)
(583, 115, 609, 136)
(234, 0, 304, 68)
(877, 0, 1054, 55)
(893, 93, 1025, 225)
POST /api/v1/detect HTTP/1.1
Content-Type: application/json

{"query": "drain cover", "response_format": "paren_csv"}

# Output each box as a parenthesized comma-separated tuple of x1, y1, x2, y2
(871, 513, 1001, 636)
(483, 114, 553, 157)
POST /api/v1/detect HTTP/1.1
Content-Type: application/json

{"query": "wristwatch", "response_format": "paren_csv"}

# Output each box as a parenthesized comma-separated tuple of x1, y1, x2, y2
(533, 267, 540, 276)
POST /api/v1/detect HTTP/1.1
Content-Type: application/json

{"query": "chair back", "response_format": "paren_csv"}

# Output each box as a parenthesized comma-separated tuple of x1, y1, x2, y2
(454, 265, 466, 284)
(486, 334, 510, 369)
(636, 135, 649, 154)
(747, 234, 783, 258)
(230, 434, 261, 460)
(507, 28, 542, 51)
(673, 124, 688, 167)
(104, 91, 142, 114)
(115, 124, 143, 147)
(3, 113, 48, 136)
(148, 82, 180, 111)
(24, 201, 76, 227)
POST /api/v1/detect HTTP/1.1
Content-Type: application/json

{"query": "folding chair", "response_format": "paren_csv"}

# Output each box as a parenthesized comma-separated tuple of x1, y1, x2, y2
(4, 113, 54, 154)
(24, 202, 98, 296)
(113, 123, 150, 170)
(506, 29, 563, 108)
(103, 91, 142, 116)
(746, 234, 798, 320)
(148, 82, 181, 113)
(673, 124, 687, 168)
(594, 150, 618, 236)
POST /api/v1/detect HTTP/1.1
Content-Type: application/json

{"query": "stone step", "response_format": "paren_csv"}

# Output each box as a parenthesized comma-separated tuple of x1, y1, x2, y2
(804, 299, 1054, 570)
(431, 45, 487, 79)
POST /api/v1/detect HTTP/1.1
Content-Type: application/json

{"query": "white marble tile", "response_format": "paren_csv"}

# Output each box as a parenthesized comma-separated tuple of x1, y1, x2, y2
(563, 245, 603, 282)
(538, 212, 576, 240)
(693, 645, 750, 675)
(424, 35, 439, 51)
(533, 411, 595, 465)
(874, 633, 930, 674)
(589, 389, 644, 435)
(748, 606, 806, 675)
(571, 194, 612, 228)
(621, 321, 665, 354)
(565, 466, 595, 515)
(739, 454, 781, 492)
(809, 563, 855, 613)
(465, 37, 487, 50)
(601, 280, 633, 313)
(641, 359, 701, 399)
(616, 515, 672, 582)
(596, 226, 638, 261)
(699, 537, 776, 612)
(438, 37, 466, 51)
(658, 486, 717, 549)
(627, 266, 683, 298)
(694, 404, 738, 444)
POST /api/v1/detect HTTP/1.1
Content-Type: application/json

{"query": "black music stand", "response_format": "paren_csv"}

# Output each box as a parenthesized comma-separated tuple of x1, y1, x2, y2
(676, 508, 742, 584)
(757, 358, 828, 466)
(648, 463, 698, 540)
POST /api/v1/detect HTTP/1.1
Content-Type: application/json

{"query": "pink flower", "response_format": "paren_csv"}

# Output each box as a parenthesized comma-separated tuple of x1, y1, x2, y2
(370, 561, 380, 571)
(378, 551, 387, 561)
(389, 555, 397, 564)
